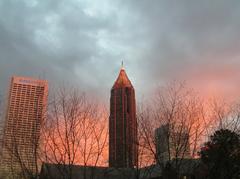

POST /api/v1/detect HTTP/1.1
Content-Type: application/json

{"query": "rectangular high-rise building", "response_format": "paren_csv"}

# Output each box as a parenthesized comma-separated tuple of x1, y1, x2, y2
(155, 123, 191, 164)
(0, 76, 48, 177)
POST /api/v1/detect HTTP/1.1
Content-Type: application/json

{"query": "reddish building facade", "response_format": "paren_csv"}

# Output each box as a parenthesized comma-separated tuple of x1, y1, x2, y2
(109, 67, 137, 168)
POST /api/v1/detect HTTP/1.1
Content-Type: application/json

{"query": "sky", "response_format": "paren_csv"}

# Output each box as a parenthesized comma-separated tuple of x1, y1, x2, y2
(1, 0, 240, 104)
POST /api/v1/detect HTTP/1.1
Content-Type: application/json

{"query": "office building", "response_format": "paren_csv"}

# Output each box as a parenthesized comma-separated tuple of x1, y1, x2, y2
(109, 66, 137, 168)
(0, 76, 48, 176)
(155, 123, 191, 164)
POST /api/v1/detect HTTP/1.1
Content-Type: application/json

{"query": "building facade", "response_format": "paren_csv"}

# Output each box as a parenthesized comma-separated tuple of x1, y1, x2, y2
(109, 67, 137, 168)
(155, 123, 191, 164)
(0, 76, 48, 176)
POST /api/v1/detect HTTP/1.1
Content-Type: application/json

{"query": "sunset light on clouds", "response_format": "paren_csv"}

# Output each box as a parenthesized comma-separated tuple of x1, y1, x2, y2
(0, 1, 240, 178)
(0, 0, 240, 102)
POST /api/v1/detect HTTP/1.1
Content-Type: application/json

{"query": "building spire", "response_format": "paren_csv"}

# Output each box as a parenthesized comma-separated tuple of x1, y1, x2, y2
(112, 61, 132, 89)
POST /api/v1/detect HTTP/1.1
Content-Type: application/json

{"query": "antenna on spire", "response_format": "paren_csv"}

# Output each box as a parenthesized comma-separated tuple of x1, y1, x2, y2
(121, 60, 124, 69)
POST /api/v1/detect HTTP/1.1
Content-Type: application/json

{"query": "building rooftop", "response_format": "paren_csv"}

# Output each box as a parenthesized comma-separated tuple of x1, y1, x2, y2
(112, 68, 133, 89)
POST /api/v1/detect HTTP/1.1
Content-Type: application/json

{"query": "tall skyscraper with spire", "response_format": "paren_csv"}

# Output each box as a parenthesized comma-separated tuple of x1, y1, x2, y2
(109, 65, 137, 168)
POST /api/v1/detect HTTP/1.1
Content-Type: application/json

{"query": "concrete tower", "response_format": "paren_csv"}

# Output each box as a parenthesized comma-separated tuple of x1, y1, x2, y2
(0, 76, 48, 176)
(109, 66, 137, 168)
(155, 123, 191, 164)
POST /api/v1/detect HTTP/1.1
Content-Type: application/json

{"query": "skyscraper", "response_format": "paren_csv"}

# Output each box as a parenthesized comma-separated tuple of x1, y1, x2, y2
(155, 123, 191, 164)
(0, 76, 48, 176)
(109, 66, 137, 168)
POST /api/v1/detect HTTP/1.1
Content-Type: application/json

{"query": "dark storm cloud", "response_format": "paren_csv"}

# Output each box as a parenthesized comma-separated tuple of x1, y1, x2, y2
(0, 0, 118, 99)
(0, 0, 240, 102)
(122, 0, 240, 100)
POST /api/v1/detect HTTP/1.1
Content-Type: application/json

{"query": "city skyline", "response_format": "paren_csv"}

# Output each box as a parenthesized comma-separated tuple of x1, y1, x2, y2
(0, 1, 240, 178)
(0, 1, 240, 103)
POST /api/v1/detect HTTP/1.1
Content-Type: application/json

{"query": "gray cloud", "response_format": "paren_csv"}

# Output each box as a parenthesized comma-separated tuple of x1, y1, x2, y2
(0, 0, 240, 103)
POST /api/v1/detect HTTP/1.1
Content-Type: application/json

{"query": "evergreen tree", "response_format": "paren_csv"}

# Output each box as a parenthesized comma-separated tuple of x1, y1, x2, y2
(200, 129, 240, 179)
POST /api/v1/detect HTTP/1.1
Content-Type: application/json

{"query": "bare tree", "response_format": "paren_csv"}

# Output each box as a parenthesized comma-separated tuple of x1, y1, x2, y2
(210, 99, 240, 134)
(133, 104, 156, 179)
(137, 82, 213, 178)
(0, 86, 109, 179)
(41, 88, 108, 179)
(0, 90, 46, 179)
(1, 126, 42, 179)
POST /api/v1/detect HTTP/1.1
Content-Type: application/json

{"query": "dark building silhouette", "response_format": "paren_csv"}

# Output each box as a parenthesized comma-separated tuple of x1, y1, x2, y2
(155, 123, 191, 164)
(109, 66, 137, 168)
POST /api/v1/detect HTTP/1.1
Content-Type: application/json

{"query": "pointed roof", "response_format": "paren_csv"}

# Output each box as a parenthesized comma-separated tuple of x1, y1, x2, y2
(112, 68, 133, 89)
